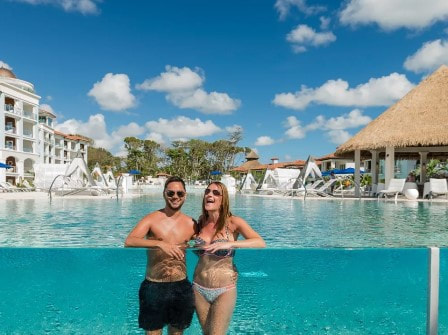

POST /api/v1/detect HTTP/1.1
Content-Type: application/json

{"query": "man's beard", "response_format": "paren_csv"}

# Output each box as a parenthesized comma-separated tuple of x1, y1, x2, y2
(166, 201, 183, 211)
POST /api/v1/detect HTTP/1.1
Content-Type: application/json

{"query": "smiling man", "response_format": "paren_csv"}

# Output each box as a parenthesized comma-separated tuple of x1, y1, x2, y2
(125, 176, 196, 335)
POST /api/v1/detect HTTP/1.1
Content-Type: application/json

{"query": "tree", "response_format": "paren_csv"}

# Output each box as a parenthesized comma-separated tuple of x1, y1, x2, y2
(87, 147, 121, 172)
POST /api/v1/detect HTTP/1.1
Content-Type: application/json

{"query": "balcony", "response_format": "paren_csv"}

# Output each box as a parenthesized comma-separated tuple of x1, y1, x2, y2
(5, 142, 16, 150)
(4, 126, 17, 135)
(6, 166, 17, 173)
(4, 104, 22, 117)
(23, 131, 34, 139)
(23, 112, 38, 121)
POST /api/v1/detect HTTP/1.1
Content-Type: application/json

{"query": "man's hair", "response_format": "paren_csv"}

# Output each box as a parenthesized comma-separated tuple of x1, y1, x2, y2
(164, 176, 186, 191)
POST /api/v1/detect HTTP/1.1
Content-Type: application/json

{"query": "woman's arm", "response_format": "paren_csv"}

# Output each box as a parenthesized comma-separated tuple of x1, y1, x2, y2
(203, 215, 265, 252)
(230, 215, 266, 248)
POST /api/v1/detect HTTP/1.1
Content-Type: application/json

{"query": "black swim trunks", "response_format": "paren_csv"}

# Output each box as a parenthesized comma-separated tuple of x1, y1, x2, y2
(138, 278, 194, 331)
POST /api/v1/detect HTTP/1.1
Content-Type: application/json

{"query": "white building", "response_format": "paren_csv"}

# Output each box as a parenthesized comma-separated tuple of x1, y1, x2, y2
(0, 67, 89, 185)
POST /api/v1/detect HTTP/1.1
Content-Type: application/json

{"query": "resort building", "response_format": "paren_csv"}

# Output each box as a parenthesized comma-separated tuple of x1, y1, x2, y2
(336, 64, 448, 196)
(0, 67, 89, 185)
(316, 153, 355, 173)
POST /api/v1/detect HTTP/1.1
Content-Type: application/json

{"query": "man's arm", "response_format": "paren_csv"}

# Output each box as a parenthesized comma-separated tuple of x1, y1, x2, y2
(124, 213, 185, 260)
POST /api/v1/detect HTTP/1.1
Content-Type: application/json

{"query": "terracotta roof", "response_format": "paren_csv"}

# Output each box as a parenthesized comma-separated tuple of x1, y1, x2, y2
(316, 153, 348, 161)
(231, 159, 308, 172)
(336, 65, 448, 155)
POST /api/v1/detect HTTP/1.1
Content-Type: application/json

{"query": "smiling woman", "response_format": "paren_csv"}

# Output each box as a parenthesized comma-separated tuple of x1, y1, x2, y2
(192, 181, 266, 335)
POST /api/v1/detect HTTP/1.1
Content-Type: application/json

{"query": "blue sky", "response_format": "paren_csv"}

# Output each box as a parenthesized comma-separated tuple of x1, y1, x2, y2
(2, 0, 448, 164)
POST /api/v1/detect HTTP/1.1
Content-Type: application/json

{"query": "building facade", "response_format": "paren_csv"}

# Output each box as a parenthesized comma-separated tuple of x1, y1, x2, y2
(0, 67, 89, 185)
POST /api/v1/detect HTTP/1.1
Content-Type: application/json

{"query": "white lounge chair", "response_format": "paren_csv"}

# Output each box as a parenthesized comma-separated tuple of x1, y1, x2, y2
(0, 182, 24, 192)
(378, 178, 406, 201)
(428, 178, 448, 199)
(305, 179, 338, 197)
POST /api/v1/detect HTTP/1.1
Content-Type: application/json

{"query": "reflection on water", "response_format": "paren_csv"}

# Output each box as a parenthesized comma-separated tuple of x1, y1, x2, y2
(1, 248, 442, 334)
(1, 195, 448, 247)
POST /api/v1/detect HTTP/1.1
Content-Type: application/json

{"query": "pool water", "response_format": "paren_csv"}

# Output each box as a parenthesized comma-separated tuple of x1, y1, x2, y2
(1, 194, 448, 334)
(2, 248, 447, 334)
(0, 194, 448, 248)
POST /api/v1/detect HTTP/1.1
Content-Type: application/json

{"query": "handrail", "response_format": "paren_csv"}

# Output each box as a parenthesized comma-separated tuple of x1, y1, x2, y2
(48, 174, 65, 201)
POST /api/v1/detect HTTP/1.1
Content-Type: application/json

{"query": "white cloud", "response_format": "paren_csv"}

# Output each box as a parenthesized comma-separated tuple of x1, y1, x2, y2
(255, 136, 275, 146)
(0, 61, 12, 70)
(404, 39, 448, 73)
(225, 125, 243, 133)
(88, 73, 136, 112)
(326, 130, 352, 145)
(284, 109, 371, 143)
(46, 95, 53, 101)
(137, 66, 240, 114)
(340, 0, 448, 30)
(136, 66, 203, 92)
(167, 89, 240, 114)
(12, 0, 100, 14)
(320, 16, 331, 30)
(55, 114, 116, 150)
(273, 73, 414, 110)
(146, 132, 165, 145)
(275, 0, 326, 20)
(287, 24, 336, 53)
(145, 116, 222, 140)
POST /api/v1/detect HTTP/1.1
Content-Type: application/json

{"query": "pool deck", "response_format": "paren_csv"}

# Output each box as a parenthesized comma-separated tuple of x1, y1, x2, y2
(0, 191, 142, 200)
(0, 190, 447, 203)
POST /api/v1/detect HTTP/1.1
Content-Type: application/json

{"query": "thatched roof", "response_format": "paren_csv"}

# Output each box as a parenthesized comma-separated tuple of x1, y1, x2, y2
(245, 150, 259, 160)
(336, 65, 448, 155)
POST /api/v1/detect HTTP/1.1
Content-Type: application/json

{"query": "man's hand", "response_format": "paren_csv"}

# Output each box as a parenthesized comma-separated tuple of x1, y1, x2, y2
(158, 241, 185, 260)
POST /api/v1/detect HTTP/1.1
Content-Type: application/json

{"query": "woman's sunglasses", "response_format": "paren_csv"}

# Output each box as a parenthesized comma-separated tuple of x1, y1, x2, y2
(204, 189, 222, 196)
(165, 190, 186, 198)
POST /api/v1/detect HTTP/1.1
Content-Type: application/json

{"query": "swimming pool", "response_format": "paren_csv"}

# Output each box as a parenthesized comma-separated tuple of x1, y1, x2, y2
(1, 194, 448, 334)
(2, 248, 447, 334)
(1, 194, 448, 248)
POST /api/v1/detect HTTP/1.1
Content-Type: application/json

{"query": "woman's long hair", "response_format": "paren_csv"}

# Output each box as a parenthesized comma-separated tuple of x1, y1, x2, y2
(202, 181, 232, 237)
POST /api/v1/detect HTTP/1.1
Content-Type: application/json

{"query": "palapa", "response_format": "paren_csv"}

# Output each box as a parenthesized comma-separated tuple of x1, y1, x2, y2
(336, 65, 448, 156)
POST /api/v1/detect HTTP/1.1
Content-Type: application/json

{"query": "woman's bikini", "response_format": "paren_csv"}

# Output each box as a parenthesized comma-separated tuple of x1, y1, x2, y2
(192, 223, 236, 303)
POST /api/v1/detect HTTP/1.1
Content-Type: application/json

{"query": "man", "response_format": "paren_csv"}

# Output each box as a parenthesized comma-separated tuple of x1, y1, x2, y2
(125, 176, 196, 335)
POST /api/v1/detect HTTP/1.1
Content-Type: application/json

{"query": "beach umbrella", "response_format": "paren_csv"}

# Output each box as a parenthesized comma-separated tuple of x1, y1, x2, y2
(210, 170, 222, 176)
(0, 162, 11, 169)
(128, 169, 141, 175)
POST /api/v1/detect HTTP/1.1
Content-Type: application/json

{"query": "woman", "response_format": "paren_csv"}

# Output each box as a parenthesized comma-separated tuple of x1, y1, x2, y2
(192, 181, 266, 335)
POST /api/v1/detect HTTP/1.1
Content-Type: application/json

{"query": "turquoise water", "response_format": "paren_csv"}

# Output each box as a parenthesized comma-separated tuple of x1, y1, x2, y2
(1, 194, 448, 247)
(1, 194, 448, 333)
(1, 248, 443, 334)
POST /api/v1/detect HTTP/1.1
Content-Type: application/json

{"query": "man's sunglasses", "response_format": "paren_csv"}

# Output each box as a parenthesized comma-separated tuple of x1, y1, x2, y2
(204, 189, 222, 196)
(165, 190, 186, 198)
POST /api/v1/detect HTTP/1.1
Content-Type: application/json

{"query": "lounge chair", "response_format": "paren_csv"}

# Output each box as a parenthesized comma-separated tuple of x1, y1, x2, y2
(0, 182, 25, 192)
(305, 179, 337, 197)
(428, 178, 448, 199)
(22, 180, 35, 191)
(377, 178, 406, 201)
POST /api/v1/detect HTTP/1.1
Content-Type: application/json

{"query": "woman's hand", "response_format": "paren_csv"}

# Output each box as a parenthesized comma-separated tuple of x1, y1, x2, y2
(203, 241, 233, 253)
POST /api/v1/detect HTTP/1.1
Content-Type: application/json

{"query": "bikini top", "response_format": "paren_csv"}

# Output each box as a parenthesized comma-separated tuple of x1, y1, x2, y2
(194, 222, 235, 258)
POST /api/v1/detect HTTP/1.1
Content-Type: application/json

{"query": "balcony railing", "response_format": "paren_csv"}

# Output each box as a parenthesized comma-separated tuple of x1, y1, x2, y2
(4, 127, 17, 134)
(5, 144, 16, 150)
(23, 112, 38, 121)
(23, 131, 34, 138)
(23, 147, 34, 153)
(5, 166, 17, 173)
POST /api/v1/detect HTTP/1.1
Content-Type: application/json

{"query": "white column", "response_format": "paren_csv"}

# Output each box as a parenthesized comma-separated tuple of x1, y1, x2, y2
(427, 247, 440, 335)
(370, 150, 378, 185)
(385, 147, 395, 188)
(419, 152, 428, 183)
(354, 149, 361, 197)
